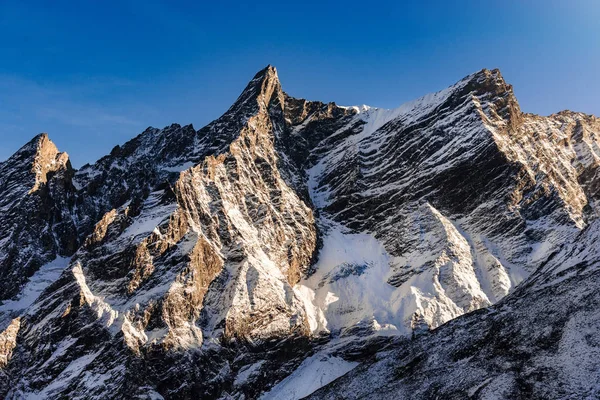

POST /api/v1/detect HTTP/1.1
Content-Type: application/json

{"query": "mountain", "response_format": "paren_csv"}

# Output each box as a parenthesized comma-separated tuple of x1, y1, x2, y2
(0, 66, 599, 399)
(308, 219, 600, 399)
(0, 134, 77, 303)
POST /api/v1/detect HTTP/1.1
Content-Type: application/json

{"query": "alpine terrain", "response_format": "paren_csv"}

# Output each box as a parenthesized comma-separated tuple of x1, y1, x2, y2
(1, 66, 599, 399)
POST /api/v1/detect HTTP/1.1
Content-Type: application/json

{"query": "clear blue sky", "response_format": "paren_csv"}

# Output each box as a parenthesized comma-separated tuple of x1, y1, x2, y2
(1, 0, 599, 167)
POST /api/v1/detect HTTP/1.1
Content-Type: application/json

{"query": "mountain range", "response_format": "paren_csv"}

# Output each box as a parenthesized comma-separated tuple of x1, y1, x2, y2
(1, 65, 599, 399)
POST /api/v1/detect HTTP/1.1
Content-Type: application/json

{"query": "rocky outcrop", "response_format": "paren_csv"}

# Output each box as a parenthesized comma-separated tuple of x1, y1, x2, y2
(0, 318, 20, 368)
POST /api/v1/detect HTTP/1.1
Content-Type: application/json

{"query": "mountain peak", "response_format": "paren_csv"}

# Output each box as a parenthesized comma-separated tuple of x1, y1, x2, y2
(460, 67, 522, 127)
(470, 67, 503, 79)
(257, 64, 278, 77)
(3, 133, 56, 167)
(468, 67, 513, 95)
(23, 133, 71, 191)
(245, 64, 281, 94)
(34, 132, 57, 153)
(225, 65, 284, 117)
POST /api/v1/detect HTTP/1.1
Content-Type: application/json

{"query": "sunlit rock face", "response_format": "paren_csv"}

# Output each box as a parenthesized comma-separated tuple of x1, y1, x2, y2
(1, 66, 599, 399)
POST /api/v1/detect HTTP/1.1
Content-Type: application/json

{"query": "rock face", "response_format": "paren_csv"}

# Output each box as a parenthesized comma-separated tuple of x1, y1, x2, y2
(0, 66, 599, 399)
(0, 317, 20, 368)
(0, 134, 77, 303)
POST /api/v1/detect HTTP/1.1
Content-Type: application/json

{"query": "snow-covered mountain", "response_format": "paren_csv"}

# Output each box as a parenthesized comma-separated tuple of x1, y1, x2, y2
(0, 66, 599, 399)
(308, 218, 600, 399)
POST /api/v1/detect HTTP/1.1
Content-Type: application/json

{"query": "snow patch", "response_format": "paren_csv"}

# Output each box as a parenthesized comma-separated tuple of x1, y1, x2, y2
(260, 353, 358, 400)
(0, 256, 71, 314)
(162, 161, 195, 172)
(121, 190, 176, 239)
(294, 221, 401, 334)
(234, 360, 265, 386)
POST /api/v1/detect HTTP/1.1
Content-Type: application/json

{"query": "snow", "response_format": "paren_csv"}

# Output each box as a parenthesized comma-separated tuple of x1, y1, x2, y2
(27, 350, 103, 399)
(301, 87, 504, 335)
(302, 84, 521, 336)
(234, 360, 265, 386)
(348, 73, 474, 137)
(260, 353, 358, 400)
(299, 69, 588, 337)
(294, 220, 401, 334)
(162, 161, 195, 172)
(72, 262, 119, 330)
(121, 190, 177, 239)
(306, 74, 476, 210)
(39, 336, 78, 370)
(0, 256, 71, 313)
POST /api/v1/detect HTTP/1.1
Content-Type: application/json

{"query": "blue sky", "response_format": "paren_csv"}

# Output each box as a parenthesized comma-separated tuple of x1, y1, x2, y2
(1, 0, 599, 167)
